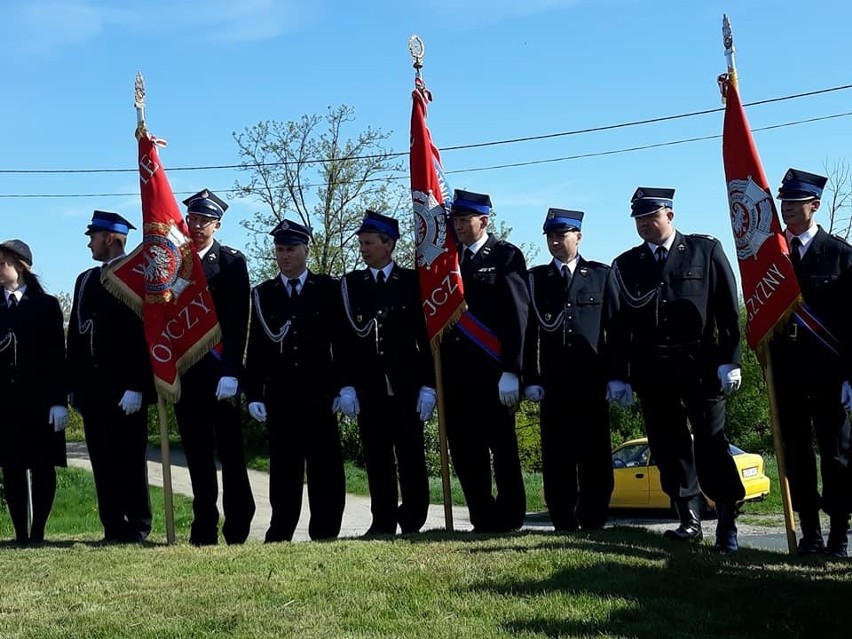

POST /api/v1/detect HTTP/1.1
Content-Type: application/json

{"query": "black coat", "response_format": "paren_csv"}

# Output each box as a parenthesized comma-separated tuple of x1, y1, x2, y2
(67, 262, 154, 412)
(186, 241, 250, 384)
(608, 231, 741, 390)
(338, 265, 433, 400)
(772, 226, 852, 384)
(441, 234, 530, 382)
(524, 257, 619, 388)
(0, 289, 66, 467)
(245, 272, 342, 407)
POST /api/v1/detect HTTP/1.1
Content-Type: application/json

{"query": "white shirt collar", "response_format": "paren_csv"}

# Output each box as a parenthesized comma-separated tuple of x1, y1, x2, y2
(197, 243, 214, 260)
(786, 224, 818, 249)
(647, 230, 676, 255)
(279, 269, 308, 293)
(552, 255, 579, 274)
(103, 253, 127, 267)
(464, 234, 489, 257)
(369, 262, 394, 282)
(4, 284, 26, 304)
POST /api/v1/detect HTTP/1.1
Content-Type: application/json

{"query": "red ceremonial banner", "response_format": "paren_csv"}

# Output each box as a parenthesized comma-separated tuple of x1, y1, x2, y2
(410, 77, 465, 348)
(104, 133, 221, 401)
(722, 77, 801, 353)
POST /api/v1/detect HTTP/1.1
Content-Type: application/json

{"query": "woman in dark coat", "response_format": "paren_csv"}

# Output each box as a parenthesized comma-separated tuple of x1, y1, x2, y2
(0, 239, 68, 545)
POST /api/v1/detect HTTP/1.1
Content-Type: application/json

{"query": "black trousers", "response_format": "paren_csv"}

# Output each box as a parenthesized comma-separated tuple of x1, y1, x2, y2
(774, 376, 851, 518)
(2, 464, 56, 543)
(540, 389, 613, 530)
(174, 380, 256, 545)
(265, 395, 345, 542)
(82, 404, 152, 541)
(358, 392, 429, 534)
(444, 382, 526, 532)
(637, 378, 744, 505)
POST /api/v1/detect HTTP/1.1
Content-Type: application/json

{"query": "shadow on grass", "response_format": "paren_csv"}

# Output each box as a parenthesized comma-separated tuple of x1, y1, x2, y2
(456, 528, 852, 638)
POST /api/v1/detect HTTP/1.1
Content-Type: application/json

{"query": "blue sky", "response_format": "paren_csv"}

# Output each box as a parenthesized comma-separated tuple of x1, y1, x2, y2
(1, 0, 850, 296)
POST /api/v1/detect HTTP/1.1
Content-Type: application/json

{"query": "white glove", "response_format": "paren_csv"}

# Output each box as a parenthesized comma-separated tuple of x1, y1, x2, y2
(841, 381, 852, 412)
(524, 385, 545, 402)
(118, 390, 143, 415)
(215, 376, 239, 400)
(606, 380, 634, 408)
(338, 386, 360, 419)
(415, 386, 437, 421)
(717, 364, 742, 395)
(48, 405, 69, 432)
(248, 401, 267, 422)
(498, 372, 520, 407)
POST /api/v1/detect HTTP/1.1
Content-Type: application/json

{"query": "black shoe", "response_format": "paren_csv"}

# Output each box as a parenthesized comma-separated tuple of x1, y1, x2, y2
(665, 497, 704, 542)
(664, 523, 704, 542)
(797, 534, 825, 554)
(712, 501, 739, 553)
(362, 525, 396, 538)
(189, 536, 218, 547)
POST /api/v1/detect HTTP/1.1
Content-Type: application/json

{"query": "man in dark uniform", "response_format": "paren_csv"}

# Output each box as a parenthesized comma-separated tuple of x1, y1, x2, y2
(770, 169, 852, 557)
(607, 187, 745, 552)
(337, 210, 435, 536)
(244, 219, 346, 542)
(440, 189, 529, 533)
(67, 211, 153, 543)
(174, 189, 255, 546)
(523, 208, 618, 531)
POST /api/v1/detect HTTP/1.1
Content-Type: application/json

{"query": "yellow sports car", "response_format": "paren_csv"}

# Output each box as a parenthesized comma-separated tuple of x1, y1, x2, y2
(609, 437, 770, 512)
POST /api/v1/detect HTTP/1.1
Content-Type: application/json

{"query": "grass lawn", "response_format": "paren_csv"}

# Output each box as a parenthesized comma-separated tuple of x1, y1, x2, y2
(1, 521, 851, 637)
(2, 453, 849, 637)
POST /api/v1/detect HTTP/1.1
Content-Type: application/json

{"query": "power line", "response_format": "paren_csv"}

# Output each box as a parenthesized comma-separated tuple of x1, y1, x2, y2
(0, 110, 850, 199)
(1, 82, 850, 176)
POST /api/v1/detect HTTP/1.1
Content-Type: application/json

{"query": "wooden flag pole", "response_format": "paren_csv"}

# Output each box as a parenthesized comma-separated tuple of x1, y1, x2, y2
(763, 348, 798, 553)
(432, 350, 454, 530)
(157, 395, 177, 545)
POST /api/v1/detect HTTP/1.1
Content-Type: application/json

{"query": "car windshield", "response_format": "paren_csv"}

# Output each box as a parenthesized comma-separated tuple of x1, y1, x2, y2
(612, 444, 650, 468)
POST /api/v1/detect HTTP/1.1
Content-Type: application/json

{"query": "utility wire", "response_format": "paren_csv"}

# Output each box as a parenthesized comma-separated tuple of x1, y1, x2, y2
(1, 110, 848, 199)
(1, 82, 850, 176)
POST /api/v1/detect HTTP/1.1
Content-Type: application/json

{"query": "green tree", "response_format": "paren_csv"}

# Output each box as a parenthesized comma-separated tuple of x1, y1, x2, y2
(233, 105, 413, 281)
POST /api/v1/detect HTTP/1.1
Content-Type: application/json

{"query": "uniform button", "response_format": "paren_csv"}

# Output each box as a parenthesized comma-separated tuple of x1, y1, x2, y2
(567, 316, 573, 320)
(567, 329, 573, 333)
(665, 335, 671, 342)
(294, 362, 299, 367)
(379, 351, 384, 355)
(293, 346, 298, 351)
(566, 303, 572, 308)
(378, 337, 384, 342)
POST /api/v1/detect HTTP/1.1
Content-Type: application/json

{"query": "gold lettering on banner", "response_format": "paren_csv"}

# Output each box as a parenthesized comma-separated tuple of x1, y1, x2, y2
(422, 269, 461, 317)
(149, 291, 215, 364)
(744, 262, 786, 322)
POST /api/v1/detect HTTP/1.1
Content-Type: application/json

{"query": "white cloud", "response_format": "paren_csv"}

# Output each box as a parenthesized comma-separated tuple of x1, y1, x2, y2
(1, 0, 313, 56)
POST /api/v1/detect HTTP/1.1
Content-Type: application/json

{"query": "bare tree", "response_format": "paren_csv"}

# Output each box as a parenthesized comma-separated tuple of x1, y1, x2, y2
(233, 105, 413, 281)
(822, 158, 852, 238)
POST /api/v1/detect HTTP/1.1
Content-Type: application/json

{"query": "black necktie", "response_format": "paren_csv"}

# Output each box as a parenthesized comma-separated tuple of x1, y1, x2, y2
(7, 294, 17, 309)
(376, 271, 386, 285)
(464, 248, 475, 264)
(790, 237, 802, 266)
(288, 279, 300, 298)
(561, 264, 572, 289)
(655, 245, 668, 264)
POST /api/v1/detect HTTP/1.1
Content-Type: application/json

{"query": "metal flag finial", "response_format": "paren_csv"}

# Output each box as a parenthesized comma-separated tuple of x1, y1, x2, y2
(135, 71, 146, 123)
(134, 71, 148, 139)
(409, 35, 425, 71)
(719, 14, 738, 102)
